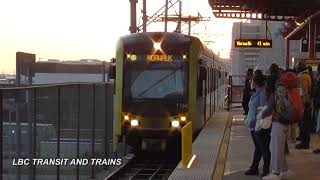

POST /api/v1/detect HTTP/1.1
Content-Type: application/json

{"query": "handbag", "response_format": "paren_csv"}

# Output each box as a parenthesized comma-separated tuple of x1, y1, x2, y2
(255, 106, 272, 131)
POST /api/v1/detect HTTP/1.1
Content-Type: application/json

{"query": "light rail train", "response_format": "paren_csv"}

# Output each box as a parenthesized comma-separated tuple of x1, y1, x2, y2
(111, 32, 227, 150)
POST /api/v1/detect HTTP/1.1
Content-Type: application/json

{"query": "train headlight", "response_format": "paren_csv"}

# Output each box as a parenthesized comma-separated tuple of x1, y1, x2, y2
(180, 116, 187, 122)
(182, 54, 187, 60)
(130, 119, 139, 127)
(124, 115, 130, 121)
(171, 120, 180, 128)
(153, 42, 161, 50)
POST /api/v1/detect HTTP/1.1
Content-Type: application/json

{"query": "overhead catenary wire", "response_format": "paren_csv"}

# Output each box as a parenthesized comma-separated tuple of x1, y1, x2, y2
(138, 0, 180, 29)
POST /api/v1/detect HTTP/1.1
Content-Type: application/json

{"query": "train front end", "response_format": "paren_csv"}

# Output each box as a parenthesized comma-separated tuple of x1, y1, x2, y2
(116, 33, 191, 150)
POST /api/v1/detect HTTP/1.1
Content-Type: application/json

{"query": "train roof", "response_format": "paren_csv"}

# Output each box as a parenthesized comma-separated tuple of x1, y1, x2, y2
(119, 32, 223, 66)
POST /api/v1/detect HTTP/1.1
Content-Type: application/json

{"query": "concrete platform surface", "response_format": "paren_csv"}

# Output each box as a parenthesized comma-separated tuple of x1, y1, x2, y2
(224, 110, 320, 180)
(169, 111, 230, 180)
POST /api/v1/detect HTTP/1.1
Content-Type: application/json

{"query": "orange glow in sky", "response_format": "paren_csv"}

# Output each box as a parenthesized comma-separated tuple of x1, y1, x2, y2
(0, 0, 235, 74)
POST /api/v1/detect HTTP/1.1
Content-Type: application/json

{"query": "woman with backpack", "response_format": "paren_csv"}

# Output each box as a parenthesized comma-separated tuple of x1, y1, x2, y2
(263, 72, 304, 180)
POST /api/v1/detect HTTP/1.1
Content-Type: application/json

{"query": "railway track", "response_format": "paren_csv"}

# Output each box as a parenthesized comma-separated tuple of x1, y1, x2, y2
(107, 152, 179, 180)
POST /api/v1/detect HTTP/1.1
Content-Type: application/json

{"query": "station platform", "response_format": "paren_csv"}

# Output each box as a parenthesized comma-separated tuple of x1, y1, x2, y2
(169, 111, 232, 180)
(169, 108, 320, 180)
(224, 109, 320, 180)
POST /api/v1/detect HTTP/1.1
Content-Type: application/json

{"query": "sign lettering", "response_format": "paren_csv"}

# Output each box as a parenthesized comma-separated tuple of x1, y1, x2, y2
(147, 55, 173, 62)
(235, 39, 272, 48)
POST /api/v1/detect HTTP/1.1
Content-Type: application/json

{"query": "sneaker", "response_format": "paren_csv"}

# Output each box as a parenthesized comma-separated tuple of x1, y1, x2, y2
(296, 136, 302, 141)
(313, 148, 320, 154)
(261, 171, 269, 177)
(262, 173, 281, 180)
(295, 143, 309, 149)
(280, 170, 293, 179)
(244, 168, 259, 175)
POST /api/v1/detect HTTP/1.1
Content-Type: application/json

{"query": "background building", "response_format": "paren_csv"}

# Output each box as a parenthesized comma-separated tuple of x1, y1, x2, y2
(18, 59, 109, 85)
(230, 20, 310, 76)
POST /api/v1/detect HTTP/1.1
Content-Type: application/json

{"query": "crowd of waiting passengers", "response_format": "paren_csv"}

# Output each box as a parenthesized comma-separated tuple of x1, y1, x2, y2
(241, 62, 320, 180)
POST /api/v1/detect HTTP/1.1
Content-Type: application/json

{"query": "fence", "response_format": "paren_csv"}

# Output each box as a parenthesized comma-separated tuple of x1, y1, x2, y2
(0, 82, 114, 180)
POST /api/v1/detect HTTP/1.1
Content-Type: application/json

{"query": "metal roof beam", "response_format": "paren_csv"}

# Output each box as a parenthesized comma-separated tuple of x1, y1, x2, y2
(286, 10, 320, 40)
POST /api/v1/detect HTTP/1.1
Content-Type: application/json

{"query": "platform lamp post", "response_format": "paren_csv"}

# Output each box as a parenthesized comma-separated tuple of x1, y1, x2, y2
(285, 39, 290, 69)
(309, 18, 316, 59)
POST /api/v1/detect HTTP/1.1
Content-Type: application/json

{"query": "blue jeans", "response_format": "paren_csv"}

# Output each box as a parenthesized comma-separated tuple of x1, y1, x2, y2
(250, 129, 271, 173)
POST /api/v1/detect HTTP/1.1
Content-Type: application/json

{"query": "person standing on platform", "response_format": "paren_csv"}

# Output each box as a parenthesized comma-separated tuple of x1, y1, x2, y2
(261, 64, 281, 121)
(244, 73, 270, 177)
(313, 64, 320, 154)
(263, 72, 303, 180)
(295, 62, 312, 149)
(307, 65, 317, 132)
(242, 68, 254, 115)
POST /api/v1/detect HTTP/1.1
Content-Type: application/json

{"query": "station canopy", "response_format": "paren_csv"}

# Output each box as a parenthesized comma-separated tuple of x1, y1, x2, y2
(209, 0, 320, 40)
(209, 0, 320, 21)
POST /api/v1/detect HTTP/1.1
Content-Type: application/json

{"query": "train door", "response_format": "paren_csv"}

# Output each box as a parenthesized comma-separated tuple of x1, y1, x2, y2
(197, 66, 206, 126)
(209, 68, 213, 115)
(206, 67, 211, 120)
(213, 67, 216, 111)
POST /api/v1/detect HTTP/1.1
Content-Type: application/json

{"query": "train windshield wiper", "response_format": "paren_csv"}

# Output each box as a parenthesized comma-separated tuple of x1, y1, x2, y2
(136, 67, 181, 98)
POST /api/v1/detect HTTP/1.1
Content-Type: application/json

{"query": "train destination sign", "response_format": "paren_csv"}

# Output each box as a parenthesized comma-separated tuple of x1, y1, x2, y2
(235, 39, 272, 48)
(147, 54, 173, 62)
(127, 54, 186, 62)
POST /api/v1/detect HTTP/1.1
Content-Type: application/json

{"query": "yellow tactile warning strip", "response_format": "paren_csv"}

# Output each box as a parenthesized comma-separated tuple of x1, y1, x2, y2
(168, 111, 230, 180)
(212, 112, 233, 180)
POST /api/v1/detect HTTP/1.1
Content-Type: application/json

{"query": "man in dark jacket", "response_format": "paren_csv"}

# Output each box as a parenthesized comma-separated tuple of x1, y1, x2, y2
(313, 64, 320, 153)
(296, 62, 312, 149)
(242, 68, 254, 115)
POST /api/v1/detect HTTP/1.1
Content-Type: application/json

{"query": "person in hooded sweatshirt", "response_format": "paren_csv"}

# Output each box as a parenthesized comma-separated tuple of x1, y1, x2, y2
(243, 68, 254, 115)
(263, 72, 303, 180)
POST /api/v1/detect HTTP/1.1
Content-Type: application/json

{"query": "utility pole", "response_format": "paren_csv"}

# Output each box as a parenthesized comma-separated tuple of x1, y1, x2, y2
(143, 0, 147, 32)
(164, 0, 169, 32)
(188, 16, 192, 35)
(177, 1, 182, 33)
(16, 56, 20, 86)
(137, 0, 180, 33)
(129, 0, 138, 33)
(159, 14, 210, 35)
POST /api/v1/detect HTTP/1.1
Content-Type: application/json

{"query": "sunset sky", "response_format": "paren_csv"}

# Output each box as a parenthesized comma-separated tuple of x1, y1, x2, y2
(0, 0, 235, 74)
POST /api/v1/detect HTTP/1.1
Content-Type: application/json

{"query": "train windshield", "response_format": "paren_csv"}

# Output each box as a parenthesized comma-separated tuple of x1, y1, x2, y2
(124, 59, 187, 100)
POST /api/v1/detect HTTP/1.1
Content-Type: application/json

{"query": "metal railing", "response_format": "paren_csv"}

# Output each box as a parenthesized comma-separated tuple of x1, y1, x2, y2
(0, 82, 114, 180)
(227, 75, 246, 110)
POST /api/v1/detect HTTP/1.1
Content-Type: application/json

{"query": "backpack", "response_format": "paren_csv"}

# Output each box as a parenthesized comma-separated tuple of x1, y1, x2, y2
(275, 72, 303, 125)
(275, 85, 292, 125)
